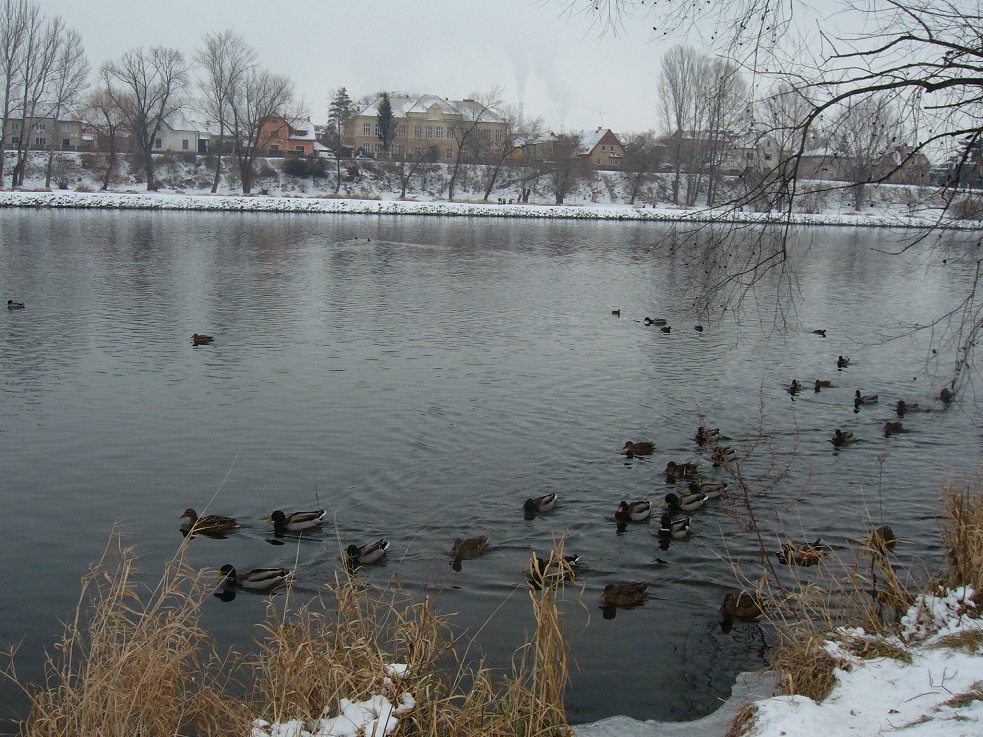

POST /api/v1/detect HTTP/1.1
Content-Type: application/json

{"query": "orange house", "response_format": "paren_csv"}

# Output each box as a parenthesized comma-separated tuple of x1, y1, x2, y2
(259, 116, 317, 156)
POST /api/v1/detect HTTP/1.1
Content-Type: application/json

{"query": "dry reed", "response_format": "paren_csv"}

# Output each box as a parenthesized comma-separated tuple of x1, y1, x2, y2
(10, 531, 577, 737)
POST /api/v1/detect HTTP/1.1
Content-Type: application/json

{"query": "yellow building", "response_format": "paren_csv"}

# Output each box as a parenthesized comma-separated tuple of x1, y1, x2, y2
(342, 93, 506, 162)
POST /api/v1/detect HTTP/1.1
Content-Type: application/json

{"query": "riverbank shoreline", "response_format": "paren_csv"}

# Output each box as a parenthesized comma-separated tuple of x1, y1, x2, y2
(1, 190, 979, 230)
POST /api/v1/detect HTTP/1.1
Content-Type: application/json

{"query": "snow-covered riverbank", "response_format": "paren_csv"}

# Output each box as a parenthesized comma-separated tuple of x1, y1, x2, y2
(1, 189, 979, 229)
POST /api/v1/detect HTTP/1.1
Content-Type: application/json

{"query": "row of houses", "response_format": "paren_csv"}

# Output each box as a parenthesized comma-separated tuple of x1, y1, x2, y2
(0, 93, 934, 184)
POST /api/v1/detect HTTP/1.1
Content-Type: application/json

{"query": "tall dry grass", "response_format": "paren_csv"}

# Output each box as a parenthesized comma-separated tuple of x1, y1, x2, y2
(8, 532, 576, 737)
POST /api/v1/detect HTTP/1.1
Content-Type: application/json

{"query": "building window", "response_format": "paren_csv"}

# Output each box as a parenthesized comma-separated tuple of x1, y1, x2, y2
(62, 138, 70, 147)
(414, 124, 422, 138)
(398, 124, 406, 138)
(270, 144, 279, 152)
(446, 147, 454, 159)
(295, 145, 304, 152)
(396, 144, 404, 155)
(61, 122, 72, 131)
(596, 158, 600, 165)
(182, 139, 189, 150)
(155, 137, 162, 148)
(436, 126, 443, 139)
(425, 125, 433, 139)
(375, 143, 383, 153)
(11, 136, 18, 144)
(33, 122, 46, 130)
(374, 123, 380, 136)
(495, 130, 502, 142)
(363, 122, 371, 136)
(481, 129, 490, 140)
(414, 146, 422, 155)
(764, 154, 773, 161)
(11, 121, 19, 130)
(495, 147, 502, 157)
(271, 130, 280, 139)
(35, 136, 45, 146)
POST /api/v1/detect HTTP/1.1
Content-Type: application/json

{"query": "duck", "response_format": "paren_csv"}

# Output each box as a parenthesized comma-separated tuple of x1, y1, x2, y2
(895, 399, 918, 415)
(449, 535, 490, 559)
(869, 525, 896, 552)
(694, 325, 704, 332)
(268, 509, 325, 532)
(688, 480, 727, 495)
(191, 333, 214, 345)
(665, 460, 699, 480)
(940, 387, 955, 404)
(180, 508, 241, 535)
(663, 490, 714, 512)
(711, 446, 736, 466)
(615, 500, 652, 522)
(884, 421, 907, 437)
(788, 379, 803, 394)
(611, 308, 621, 316)
(523, 493, 557, 514)
(346, 539, 390, 566)
(695, 426, 720, 444)
(837, 355, 850, 368)
(219, 565, 292, 591)
(814, 379, 832, 392)
(622, 440, 655, 457)
(656, 513, 691, 538)
(660, 325, 671, 334)
(721, 591, 763, 621)
(600, 582, 649, 607)
(643, 317, 668, 326)
(831, 429, 854, 446)
(854, 390, 879, 406)
(7, 299, 25, 309)
(813, 329, 827, 337)
(776, 539, 827, 566)
(528, 553, 581, 584)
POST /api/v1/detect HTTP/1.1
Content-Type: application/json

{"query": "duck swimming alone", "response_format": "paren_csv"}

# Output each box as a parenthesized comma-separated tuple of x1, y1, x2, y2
(219, 565, 292, 591)
(622, 440, 655, 457)
(180, 508, 241, 535)
(831, 429, 855, 446)
(940, 387, 955, 404)
(346, 539, 390, 566)
(855, 390, 879, 406)
(191, 333, 214, 345)
(643, 317, 668, 326)
(7, 299, 25, 309)
(721, 591, 764, 621)
(600, 582, 649, 607)
(788, 379, 803, 394)
(523, 493, 557, 514)
(814, 379, 832, 392)
(837, 355, 850, 368)
(449, 535, 490, 559)
(615, 500, 652, 522)
(884, 421, 907, 437)
(869, 525, 897, 553)
(268, 509, 326, 532)
(895, 399, 919, 415)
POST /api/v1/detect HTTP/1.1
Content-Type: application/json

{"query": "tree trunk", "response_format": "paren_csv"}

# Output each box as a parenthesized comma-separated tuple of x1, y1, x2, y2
(143, 150, 156, 191)
(45, 150, 55, 188)
(102, 144, 116, 190)
(334, 155, 341, 194)
(448, 154, 461, 201)
(483, 162, 503, 201)
(240, 159, 252, 194)
(211, 152, 222, 193)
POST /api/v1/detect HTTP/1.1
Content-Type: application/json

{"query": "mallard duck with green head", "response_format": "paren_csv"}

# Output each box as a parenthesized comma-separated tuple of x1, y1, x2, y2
(614, 500, 651, 522)
(663, 488, 718, 512)
(831, 428, 854, 446)
(346, 539, 390, 566)
(600, 582, 649, 607)
(7, 299, 25, 310)
(837, 355, 850, 368)
(219, 565, 292, 591)
(523, 493, 557, 514)
(854, 389, 879, 406)
(528, 552, 580, 585)
(656, 513, 691, 538)
(721, 591, 763, 621)
(895, 399, 919, 415)
(449, 535, 490, 559)
(268, 509, 325, 532)
(180, 508, 241, 535)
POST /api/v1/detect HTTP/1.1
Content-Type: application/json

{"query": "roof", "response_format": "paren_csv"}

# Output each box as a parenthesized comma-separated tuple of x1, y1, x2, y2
(354, 94, 503, 122)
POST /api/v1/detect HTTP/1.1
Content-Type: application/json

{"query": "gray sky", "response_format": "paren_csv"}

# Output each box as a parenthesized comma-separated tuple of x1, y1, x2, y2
(41, 0, 683, 134)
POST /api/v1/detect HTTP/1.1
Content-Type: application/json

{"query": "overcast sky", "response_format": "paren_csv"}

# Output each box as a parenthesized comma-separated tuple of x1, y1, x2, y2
(38, 0, 713, 134)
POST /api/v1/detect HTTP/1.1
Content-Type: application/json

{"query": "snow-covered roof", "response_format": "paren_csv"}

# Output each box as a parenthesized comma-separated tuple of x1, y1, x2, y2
(577, 128, 608, 155)
(354, 94, 502, 122)
(286, 118, 316, 141)
(163, 111, 218, 135)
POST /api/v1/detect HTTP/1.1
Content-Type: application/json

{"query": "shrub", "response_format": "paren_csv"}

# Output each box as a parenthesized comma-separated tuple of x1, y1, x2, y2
(282, 158, 311, 177)
(951, 196, 983, 221)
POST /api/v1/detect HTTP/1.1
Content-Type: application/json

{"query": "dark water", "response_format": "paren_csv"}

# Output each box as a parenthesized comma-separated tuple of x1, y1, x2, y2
(0, 211, 979, 726)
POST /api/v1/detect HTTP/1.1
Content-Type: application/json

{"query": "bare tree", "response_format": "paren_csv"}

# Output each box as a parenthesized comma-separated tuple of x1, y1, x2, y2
(390, 144, 438, 198)
(481, 104, 544, 202)
(658, 45, 703, 205)
(102, 46, 189, 191)
(621, 131, 662, 205)
(700, 58, 749, 207)
(81, 85, 125, 190)
(544, 132, 584, 205)
(227, 68, 294, 194)
(447, 87, 503, 201)
(195, 29, 256, 193)
(828, 96, 902, 211)
(43, 26, 87, 188)
(0, 0, 29, 186)
(9, 5, 62, 187)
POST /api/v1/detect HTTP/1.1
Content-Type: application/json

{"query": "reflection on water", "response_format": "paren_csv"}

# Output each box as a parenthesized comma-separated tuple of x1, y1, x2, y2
(0, 211, 979, 724)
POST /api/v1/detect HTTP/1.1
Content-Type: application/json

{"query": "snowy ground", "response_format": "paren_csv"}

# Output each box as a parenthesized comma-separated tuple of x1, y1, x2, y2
(1, 189, 979, 230)
(576, 588, 983, 737)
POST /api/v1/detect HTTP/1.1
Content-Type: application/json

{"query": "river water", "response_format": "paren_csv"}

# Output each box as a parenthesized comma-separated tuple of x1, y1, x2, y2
(0, 210, 979, 725)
